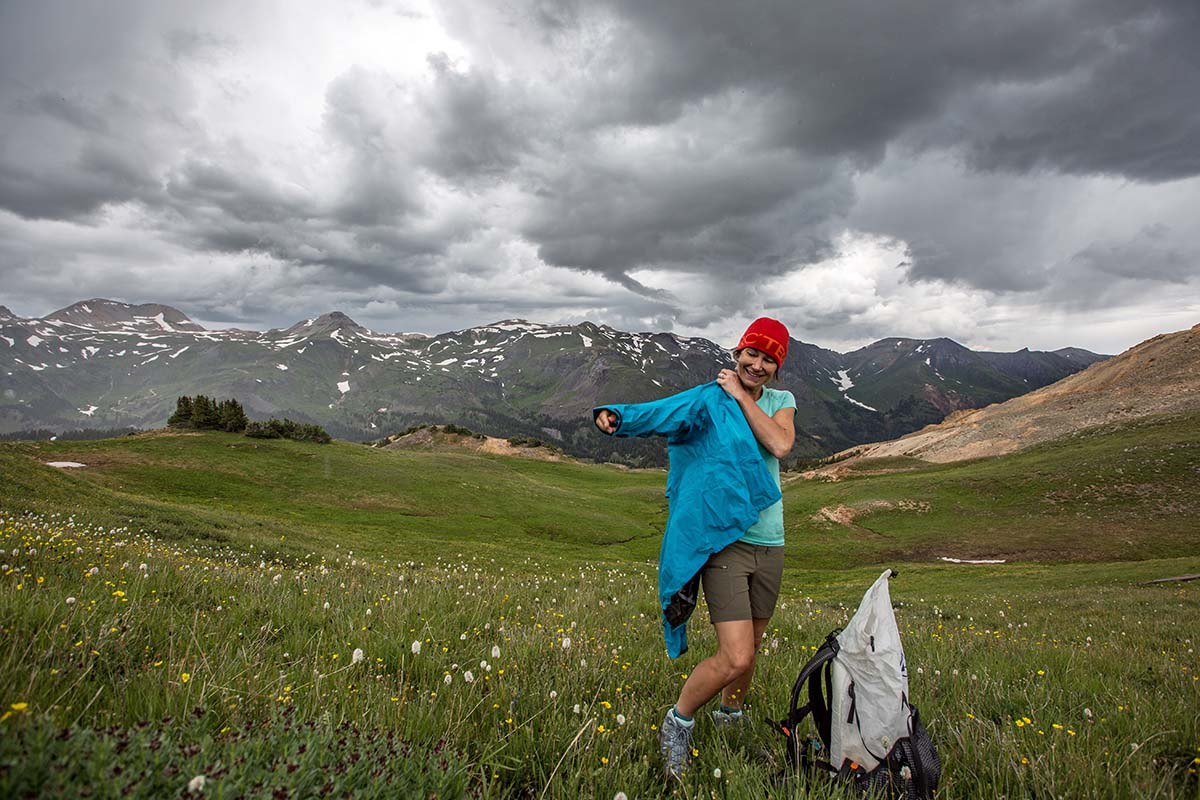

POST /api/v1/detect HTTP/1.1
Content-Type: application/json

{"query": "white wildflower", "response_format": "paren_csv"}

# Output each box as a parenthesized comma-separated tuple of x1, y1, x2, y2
(352, 648, 364, 664)
(712, 768, 722, 779)
(187, 775, 206, 792)
(561, 637, 572, 650)
(616, 714, 626, 726)
(411, 640, 422, 655)
(88, 567, 99, 576)
(615, 793, 628, 800)
(464, 671, 475, 683)
(549, 690, 558, 700)
(491, 645, 501, 659)
(573, 704, 581, 714)
(444, 673, 453, 685)
(323, 601, 330, 610)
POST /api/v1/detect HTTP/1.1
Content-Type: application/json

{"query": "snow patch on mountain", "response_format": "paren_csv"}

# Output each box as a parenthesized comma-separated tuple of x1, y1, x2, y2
(337, 381, 350, 394)
(27, 335, 44, 348)
(833, 369, 877, 412)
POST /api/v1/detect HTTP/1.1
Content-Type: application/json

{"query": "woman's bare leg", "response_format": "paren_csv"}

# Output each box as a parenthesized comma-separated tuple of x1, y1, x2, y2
(719, 616, 770, 709)
(675, 619, 758, 717)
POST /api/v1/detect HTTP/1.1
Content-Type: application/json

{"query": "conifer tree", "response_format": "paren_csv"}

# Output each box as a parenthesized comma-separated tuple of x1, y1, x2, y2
(192, 395, 220, 429)
(218, 398, 249, 432)
(167, 396, 194, 427)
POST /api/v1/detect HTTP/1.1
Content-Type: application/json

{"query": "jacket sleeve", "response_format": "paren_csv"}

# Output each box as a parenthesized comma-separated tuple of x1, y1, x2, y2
(593, 383, 712, 441)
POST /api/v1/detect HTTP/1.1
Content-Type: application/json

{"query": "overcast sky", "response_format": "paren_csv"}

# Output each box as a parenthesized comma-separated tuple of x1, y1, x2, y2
(2, 0, 1198, 354)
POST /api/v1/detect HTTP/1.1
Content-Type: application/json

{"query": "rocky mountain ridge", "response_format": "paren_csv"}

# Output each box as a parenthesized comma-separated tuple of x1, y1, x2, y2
(818, 323, 1199, 471)
(0, 298, 1109, 464)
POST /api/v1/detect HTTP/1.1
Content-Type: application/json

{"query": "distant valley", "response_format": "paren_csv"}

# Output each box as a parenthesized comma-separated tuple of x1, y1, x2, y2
(0, 298, 1110, 464)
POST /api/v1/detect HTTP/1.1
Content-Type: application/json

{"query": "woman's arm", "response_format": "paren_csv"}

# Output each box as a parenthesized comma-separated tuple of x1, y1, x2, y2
(715, 369, 796, 459)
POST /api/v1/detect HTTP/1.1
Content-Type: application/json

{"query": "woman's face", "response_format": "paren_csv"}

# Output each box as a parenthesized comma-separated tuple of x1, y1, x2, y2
(734, 347, 779, 392)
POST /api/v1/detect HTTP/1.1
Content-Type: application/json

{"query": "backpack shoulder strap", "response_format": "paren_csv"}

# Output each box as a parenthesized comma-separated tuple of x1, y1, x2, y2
(778, 630, 840, 733)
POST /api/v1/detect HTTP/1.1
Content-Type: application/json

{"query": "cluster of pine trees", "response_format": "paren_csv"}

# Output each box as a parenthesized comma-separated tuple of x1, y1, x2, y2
(167, 395, 330, 444)
(167, 395, 249, 432)
(244, 418, 331, 444)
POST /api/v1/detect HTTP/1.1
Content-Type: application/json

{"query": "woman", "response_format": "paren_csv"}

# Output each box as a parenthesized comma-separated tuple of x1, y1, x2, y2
(593, 317, 796, 778)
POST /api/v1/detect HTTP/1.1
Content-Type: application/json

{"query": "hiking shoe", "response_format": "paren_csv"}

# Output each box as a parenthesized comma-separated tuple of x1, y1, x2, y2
(658, 710, 694, 778)
(711, 707, 748, 728)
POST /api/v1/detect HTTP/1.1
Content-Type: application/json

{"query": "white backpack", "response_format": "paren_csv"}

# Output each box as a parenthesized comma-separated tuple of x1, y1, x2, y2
(771, 570, 940, 798)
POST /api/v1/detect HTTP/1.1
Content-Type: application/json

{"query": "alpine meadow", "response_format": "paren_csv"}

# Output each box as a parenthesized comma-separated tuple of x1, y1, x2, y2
(1, 404, 1198, 798)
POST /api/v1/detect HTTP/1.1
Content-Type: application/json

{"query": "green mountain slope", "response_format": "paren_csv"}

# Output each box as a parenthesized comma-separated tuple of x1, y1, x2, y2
(4, 409, 1196, 570)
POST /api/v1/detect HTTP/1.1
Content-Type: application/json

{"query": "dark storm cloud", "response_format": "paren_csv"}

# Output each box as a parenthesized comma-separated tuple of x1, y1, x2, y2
(419, 53, 533, 180)
(569, 0, 1200, 180)
(1, 0, 1196, 352)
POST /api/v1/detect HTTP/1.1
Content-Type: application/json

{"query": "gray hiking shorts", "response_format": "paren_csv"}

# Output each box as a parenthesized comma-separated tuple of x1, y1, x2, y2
(701, 540, 784, 623)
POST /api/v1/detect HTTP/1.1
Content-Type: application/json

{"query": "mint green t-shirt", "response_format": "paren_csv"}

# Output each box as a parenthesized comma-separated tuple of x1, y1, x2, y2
(739, 387, 796, 546)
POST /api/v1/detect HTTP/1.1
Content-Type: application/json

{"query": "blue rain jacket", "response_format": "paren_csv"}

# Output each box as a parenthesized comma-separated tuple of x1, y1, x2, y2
(594, 381, 781, 657)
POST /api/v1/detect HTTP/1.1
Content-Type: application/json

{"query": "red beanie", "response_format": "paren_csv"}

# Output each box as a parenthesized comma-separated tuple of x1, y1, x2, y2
(736, 317, 789, 365)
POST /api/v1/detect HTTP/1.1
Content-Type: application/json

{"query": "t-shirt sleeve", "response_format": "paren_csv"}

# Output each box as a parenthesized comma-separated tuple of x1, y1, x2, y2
(774, 389, 797, 413)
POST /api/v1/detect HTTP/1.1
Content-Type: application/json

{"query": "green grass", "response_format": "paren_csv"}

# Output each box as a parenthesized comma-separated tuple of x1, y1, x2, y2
(1, 414, 1198, 798)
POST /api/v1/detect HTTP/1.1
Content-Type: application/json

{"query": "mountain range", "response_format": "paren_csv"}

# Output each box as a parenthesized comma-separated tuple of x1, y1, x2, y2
(0, 298, 1109, 464)
(819, 322, 1200, 471)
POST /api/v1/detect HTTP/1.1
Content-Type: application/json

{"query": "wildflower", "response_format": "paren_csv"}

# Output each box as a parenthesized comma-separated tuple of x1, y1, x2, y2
(10, 703, 29, 712)
(323, 601, 330, 610)
(352, 648, 364, 664)
(65, 597, 76, 605)
(549, 690, 558, 700)
(112, 590, 125, 598)
(573, 704, 581, 714)
(181, 672, 191, 683)
(491, 645, 501, 659)
(411, 641, 422, 655)
(464, 671, 475, 683)
(616, 714, 626, 726)
(615, 793, 628, 800)
(562, 637, 572, 650)
(601, 756, 609, 765)
(187, 774, 206, 792)
(88, 567, 98, 576)
(444, 674, 453, 685)
(597, 724, 606, 733)
(713, 768, 722, 779)
(1015, 719, 1025, 728)
(1037, 670, 1045, 676)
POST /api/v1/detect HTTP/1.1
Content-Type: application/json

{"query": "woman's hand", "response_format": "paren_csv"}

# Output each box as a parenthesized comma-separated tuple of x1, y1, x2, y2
(594, 409, 619, 434)
(716, 368, 750, 401)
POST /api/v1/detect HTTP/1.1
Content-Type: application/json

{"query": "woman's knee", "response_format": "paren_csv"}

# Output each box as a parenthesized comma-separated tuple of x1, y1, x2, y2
(720, 647, 756, 677)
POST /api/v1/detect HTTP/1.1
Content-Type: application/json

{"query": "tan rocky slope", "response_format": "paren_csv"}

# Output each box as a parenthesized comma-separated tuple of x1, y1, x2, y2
(817, 323, 1199, 469)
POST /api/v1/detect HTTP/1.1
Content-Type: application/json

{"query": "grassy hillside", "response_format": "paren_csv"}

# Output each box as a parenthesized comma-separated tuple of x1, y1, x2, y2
(786, 410, 1200, 567)
(1, 417, 1198, 798)
(0, 432, 671, 566)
